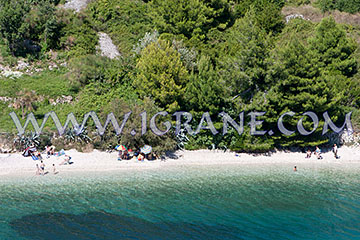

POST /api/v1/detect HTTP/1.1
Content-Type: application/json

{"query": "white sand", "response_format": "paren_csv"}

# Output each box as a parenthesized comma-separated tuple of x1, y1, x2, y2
(0, 147, 360, 177)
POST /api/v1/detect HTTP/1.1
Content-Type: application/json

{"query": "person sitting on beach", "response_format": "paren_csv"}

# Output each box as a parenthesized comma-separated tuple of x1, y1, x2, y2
(134, 149, 140, 157)
(60, 155, 72, 165)
(333, 144, 338, 159)
(305, 149, 312, 158)
(122, 150, 129, 160)
(35, 151, 43, 160)
(50, 146, 55, 155)
(118, 151, 122, 161)
(146, 153, 157, 161)
(138, 153, 145, 161)
(315, 146, 322, 159)
(128, 149, 134, 158)
(47, 146, 55, 156)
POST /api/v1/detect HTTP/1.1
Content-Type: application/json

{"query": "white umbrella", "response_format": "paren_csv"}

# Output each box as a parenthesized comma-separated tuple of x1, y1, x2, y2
(140, 145, 152, 154)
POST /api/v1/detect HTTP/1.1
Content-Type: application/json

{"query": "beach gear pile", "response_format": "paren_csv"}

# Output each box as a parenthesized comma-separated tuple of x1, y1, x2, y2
(115, 144, 154, 161)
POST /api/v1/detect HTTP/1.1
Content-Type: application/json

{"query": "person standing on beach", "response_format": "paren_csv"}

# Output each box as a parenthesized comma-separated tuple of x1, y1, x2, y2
(333, 144, 338, 159)
(52, 164, 57, 174)
(40, 161, 45, 175)
(45, 146, 51, 158)
(36, 164, 40, 175)
(294, 166, 297, 172)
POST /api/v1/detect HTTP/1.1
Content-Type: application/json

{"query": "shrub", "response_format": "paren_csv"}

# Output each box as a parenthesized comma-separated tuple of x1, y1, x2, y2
(68, 54, 133, 91)
(58, 11, 98, 57)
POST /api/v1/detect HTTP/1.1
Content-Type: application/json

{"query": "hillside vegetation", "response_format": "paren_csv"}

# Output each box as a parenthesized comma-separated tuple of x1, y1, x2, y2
(0, 0, 359, 152)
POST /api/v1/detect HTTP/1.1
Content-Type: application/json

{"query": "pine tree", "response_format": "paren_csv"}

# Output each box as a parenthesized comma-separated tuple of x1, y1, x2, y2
(149, 0, 233, 46)
(185, 55, 227, 116)
(257, 18, 358, 147)
(218, 9, 272, 102)
(134, 40, 189, 112)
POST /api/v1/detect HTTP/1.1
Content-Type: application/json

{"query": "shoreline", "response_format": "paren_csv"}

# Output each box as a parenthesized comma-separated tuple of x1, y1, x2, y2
(1, 146, 360, 178)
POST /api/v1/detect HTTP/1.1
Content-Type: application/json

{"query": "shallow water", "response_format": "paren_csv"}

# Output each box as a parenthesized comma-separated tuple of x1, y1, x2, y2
(0, 164, 359, 240)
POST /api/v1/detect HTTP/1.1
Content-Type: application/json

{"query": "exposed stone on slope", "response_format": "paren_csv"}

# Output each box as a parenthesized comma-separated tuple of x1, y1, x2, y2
(97, 32, 121, 59)
(62, 0, 91, 12)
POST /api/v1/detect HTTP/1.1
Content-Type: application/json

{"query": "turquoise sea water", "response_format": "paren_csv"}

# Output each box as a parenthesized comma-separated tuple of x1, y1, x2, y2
(0, 163, 359, 240)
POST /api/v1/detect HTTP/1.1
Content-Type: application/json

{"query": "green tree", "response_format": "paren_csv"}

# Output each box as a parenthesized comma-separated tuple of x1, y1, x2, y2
(0, 0, 61, 54)
(185, 55, 227, 116)
(0, 0, 30, 54)
(263, 38, 334, 146)
(218, 9, 272, 102)
(258, 18, 357, 147)
(252, 0, 284, 34)
(316, 0, 360, 13)
(308, 17, 357, 79)
(134, 40, 189, 112)
(149, 0, 233, 46)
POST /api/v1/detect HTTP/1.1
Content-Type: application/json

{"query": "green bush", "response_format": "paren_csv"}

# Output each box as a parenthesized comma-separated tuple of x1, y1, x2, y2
(285, 0, 310, 6)
(67, 54, 133, 91)
(58, 11, 98, 57)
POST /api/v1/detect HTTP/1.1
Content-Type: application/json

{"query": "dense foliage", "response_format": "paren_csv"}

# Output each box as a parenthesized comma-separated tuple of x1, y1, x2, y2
(316, 0, 360, 14)
(0, 0, 359, 153)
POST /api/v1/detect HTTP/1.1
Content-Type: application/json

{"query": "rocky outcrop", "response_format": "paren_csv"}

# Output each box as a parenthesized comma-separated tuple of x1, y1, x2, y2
(98, 32, 121, 59)
(49, 95, 73, 106)
(62, 0, 91, 12)
(0, 134, 15, 153)
(341, 130, 360, 147)
(0, 64, 23, 78)
(285, 14, 305, 23)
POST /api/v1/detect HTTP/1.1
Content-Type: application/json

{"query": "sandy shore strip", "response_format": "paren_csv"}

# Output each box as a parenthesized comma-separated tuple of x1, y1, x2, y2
(0, 147, 360, 177)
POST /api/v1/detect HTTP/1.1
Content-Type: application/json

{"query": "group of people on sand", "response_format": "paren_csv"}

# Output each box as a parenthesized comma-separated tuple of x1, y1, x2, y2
(32, 146, 73, 176)
(117, 148, 158, 161)
(305, 144, 339, 160)
(35, 161, 57, 176)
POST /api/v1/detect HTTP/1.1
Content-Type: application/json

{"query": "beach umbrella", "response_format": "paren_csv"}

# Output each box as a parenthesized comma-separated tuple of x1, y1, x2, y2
(23, 146, 37, 157)
(115, 145, 127, 151)
(140, 145, 152, 154)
